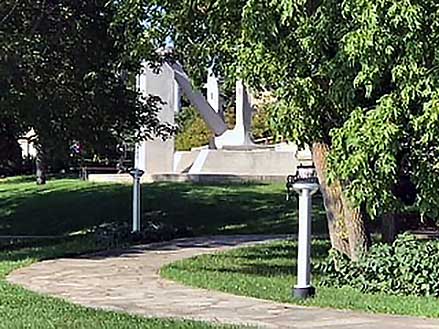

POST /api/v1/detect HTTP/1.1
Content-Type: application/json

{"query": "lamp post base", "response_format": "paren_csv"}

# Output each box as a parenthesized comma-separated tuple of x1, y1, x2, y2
(293, 286, 315, 299)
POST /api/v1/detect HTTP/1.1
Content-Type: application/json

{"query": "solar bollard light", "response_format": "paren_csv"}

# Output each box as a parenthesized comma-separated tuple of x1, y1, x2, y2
(286, 164, 320, 299)
(129, 168, 145, 232)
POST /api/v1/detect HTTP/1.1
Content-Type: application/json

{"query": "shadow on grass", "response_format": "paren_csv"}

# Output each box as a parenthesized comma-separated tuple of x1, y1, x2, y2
(0, 183, 130, 236)
(0, 236, 99, 264)
(0, 179, 327, 237)
(167, 240, 331, 278)
(78, 235, 290, 260)
(233, 240, 330, 261)
(0, 176, 36, 185)
(0, 234, 291, 264)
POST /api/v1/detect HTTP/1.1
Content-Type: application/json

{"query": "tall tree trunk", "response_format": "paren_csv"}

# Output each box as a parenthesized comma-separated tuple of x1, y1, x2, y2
(35, 143, 47, 185)
(343, 198, 371, 260)
(382, 213, 397, 243)
(312, 143, 370, 260)
(312, 143, 350, 256)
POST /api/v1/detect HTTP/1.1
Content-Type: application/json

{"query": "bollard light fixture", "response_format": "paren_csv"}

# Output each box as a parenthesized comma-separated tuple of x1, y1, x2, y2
(286, 163, 319, 299)
(129, 168, 145, 232)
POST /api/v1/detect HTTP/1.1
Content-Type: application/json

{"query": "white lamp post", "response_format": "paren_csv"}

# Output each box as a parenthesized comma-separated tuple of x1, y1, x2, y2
(286, 164, 319, 299)
(129, 168, 145, 232)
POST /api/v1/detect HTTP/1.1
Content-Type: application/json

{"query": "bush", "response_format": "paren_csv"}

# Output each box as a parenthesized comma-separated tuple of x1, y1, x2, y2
(175, 103, 276, 151)
(175, 107, 212, 151)
(92, 218, 193, 249)
(318, 234, 439, 297)
(0, 134, 22, 177)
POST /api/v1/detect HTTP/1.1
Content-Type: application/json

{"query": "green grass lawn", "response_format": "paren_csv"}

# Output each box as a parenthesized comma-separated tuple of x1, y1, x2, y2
(0, 237, 240, 329)
(8, 176, 436, 323)
(161, 240, 439, 319)
(3, 176, 313, 328)
(5, 176, 439, 320)
(0, 176, 327, 236)
(0, 177, 324, 329)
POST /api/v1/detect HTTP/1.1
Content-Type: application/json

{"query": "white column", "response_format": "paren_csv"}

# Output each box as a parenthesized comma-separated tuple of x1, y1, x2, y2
(132, 174, 141, 232)
(135, 63, 176, 174)
(235, 80, 252, 134)
(174, 80, 181, 114)
(130, 168, 144, 232)
(214, 80, 255, 148)
(296, 188, 312, 288)
(134, 143, 146, 172)
(206, 68, 222, 115)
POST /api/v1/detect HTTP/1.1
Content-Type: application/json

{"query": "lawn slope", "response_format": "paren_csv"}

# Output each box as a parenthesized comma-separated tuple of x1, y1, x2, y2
(162, 240, 439, 318)
(0, 177, 326, 236)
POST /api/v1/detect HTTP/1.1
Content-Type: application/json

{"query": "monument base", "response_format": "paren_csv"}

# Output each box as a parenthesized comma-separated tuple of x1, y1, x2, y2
(87, 143, 313, 184)
(293, 286, 315, 299)
(175, 147, 302, 176)
(88, 173, 289, 184)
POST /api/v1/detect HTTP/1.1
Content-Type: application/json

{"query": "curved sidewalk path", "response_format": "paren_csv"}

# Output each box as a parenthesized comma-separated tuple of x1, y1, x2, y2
(7, 235, 439, 329)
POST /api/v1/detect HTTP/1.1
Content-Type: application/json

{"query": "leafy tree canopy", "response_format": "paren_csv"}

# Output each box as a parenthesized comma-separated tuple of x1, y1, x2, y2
(239, 0, 439, 220)
(118, 0, 246, 91)
(5, 0, 439, 224)
(132, 0, 439, 222)
(0, 0, 171, 163)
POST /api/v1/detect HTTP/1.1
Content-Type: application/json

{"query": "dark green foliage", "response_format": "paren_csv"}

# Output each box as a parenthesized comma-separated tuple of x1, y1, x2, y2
(118, 0, 247, 92)
(175, 107, 213, 151)
(240, 0, 439, 222)
(0, 124, 22, 177)
(319, 234, 439, 297)
(123, 0, 439, 224)
(93, 219, 193, 249)
(0, 178, 328, 236)
(163, 239, 439, 318)
(0, 0, 173, 171)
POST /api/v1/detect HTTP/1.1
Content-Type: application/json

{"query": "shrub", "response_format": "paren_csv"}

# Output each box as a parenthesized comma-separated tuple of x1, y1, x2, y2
(93, 218, 193, 249)
(175, 107, 212, 151)
(318, 234, 439, 297)
(0, 134, 22, 177)
(175, 103, 276, 151)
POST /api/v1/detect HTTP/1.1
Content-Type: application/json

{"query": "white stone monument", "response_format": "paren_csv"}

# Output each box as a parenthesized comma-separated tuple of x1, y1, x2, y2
(214, 80, 255, 149)
(205, 67, 223, 118)
(135, 62, 301, 180)
(171, 62, 227, 136)
(89, 61, 309, 184)
(135, 64, 177, 174)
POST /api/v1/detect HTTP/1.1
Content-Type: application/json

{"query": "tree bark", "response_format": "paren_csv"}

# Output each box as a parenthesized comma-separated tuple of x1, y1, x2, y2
(343, 198, 371, 260)
(382, 213, 397, 243)
(312, 143, 370, 260)
(35, 143, 47, 185)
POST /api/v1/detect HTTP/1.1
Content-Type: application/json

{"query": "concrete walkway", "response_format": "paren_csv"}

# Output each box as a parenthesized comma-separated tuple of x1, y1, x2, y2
(7, 235, 439, 329)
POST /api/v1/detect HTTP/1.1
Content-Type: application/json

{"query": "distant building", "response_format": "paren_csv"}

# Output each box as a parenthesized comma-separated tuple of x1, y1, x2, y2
(18, 129, 37, 158)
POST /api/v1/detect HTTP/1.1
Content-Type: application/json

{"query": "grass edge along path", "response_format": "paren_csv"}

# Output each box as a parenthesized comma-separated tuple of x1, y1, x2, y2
(161, 239, 439, 319)
(0, 237, 241, 329)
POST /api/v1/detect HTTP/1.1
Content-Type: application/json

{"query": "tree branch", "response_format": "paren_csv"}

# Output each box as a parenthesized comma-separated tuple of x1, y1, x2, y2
(0, 0, 19, 27)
